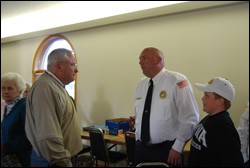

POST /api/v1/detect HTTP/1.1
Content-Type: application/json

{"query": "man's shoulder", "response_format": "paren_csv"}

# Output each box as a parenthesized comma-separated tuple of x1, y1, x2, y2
(166, 70, 187, 78)
(162, 70, 188, 83)
(33, 73, 58, 87)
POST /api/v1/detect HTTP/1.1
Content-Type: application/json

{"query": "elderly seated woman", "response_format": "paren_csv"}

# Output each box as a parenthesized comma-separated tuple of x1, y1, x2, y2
(1, 72, 32, 167)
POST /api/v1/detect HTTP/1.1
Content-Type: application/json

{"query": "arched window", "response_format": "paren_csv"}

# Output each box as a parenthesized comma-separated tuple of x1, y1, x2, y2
(32, 34, 77, 100)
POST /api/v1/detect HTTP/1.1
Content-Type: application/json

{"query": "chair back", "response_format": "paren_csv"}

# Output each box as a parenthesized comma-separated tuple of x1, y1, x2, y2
(89, 128, 109, 163)
(125, 131, 136, 167)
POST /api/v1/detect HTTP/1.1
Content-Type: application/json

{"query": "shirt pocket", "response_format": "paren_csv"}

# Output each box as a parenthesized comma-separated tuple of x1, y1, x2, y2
(152, 97, 171, 121)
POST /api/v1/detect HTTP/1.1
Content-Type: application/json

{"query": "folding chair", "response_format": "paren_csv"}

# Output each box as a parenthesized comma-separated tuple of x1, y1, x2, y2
(89, 128, 127, 167)
(74, 145, 92, 167)
(125, 131, 136, 167)
(70, 144, 91, 167)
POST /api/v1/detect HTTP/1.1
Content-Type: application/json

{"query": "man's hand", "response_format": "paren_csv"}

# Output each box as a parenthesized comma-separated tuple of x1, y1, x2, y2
(167, 148, 181, 166)
(129, 116, 135, 131)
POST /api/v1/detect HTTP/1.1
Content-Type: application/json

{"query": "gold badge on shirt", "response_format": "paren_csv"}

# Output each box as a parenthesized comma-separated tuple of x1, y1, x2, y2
(208, 79, 213, 84)
(160, 90, 167, 99)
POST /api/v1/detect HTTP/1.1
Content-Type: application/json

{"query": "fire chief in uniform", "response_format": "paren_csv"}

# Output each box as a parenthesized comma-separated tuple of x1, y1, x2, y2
(134, 47, 199, 166)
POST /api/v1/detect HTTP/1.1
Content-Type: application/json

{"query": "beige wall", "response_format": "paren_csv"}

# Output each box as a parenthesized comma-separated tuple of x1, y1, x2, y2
(1, 3, 249, 127)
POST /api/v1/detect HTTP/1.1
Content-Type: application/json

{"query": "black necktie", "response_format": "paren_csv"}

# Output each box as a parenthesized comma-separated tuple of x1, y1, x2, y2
(141, 79, 153, 144)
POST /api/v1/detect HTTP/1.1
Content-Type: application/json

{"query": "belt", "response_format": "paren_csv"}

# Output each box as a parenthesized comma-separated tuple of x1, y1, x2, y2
(138, 140, 174, 149)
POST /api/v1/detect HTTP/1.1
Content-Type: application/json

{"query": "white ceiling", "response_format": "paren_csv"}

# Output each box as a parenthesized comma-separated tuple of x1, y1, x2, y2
(1, 1, 246, 44)
(1, 1, 187, 40)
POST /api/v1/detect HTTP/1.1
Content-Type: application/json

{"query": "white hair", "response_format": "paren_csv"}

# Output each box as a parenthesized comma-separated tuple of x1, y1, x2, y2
(1, 72, 26, 92)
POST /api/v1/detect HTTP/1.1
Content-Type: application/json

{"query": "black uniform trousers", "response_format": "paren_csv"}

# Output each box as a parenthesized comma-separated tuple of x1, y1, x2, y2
(135, 140, 176, 166)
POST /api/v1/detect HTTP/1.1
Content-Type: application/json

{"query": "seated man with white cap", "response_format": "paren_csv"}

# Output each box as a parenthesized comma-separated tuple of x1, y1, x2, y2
(188, 77, 244, 167)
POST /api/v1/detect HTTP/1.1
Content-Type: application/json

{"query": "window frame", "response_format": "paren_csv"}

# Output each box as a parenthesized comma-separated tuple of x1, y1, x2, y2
(32, 34, 77, 102)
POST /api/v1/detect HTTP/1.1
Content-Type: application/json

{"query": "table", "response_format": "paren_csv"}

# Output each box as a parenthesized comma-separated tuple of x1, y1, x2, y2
(183, 140, 191, 166)
(81, 130, 125, 145)
(184, 140, 191, 152)
(81, 130, 191, 166)
(81, 130, 191, 151)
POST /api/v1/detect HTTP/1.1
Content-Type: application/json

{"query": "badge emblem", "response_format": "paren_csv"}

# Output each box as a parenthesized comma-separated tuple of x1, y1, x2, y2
(160, 90, 167, 99)
(208, 79, 213, 84)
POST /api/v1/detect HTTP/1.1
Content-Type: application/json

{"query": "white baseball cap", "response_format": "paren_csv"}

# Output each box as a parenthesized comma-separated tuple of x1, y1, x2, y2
(195, 77, 235, 102)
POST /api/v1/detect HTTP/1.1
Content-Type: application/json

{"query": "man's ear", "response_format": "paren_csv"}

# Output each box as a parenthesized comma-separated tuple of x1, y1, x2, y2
(56, 62, 64, 70)
(218, 97, 225, 105)
(156, 56, 162, 64)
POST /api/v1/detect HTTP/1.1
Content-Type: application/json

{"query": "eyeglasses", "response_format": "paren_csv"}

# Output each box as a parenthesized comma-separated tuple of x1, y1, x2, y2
(68, 63, 77, 68)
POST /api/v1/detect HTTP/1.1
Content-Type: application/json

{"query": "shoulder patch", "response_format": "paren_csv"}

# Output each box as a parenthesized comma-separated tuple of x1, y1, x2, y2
(177, 80, 188, 89)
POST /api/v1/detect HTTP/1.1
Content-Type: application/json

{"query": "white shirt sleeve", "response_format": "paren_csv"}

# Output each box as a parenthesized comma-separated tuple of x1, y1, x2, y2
(238, 102, 249, 163)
